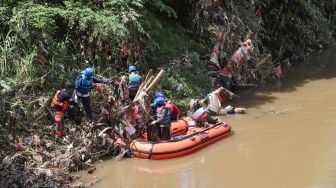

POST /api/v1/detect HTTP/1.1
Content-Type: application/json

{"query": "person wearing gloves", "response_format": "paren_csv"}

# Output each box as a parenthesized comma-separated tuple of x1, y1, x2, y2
(74, 67, 111, 127)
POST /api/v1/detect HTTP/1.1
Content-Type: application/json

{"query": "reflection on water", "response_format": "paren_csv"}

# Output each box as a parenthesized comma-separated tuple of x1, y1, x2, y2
(84, 47, 336, 188)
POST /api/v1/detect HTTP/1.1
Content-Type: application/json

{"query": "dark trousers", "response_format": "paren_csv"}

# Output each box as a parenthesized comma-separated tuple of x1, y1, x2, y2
(158, 124, 171, 141)
(146, 124, 171, 141)
(78, 96, 93, 122)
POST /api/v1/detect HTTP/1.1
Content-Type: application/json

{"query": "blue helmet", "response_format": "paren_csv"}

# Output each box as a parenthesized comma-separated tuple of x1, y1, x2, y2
(128, 65, 136, 73)
(154, 96, 166, 106)
(84, 67, 95, 76)
(154, 92, 165, 99)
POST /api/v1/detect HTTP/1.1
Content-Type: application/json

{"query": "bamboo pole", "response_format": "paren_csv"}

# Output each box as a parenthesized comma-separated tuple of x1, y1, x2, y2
(143, 76, 154, 90)
(133, 69, 165, 101)
(143, 69, 152, 84)
(145, 69, 165, 92)
(133, 70, 152, 101)
(134, 75, 154, 100)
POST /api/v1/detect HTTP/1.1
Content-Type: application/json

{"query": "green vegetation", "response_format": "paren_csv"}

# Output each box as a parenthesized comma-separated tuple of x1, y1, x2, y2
(145, 17, 207, 64)
(0, 0, 178, 124)
(1, 0, 336, 126)
(258, 0, 334, 63)
(160, 59, 212, 112)
(1, 1, 336, 186)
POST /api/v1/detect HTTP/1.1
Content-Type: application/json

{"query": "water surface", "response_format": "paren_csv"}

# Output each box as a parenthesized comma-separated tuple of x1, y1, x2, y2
(85, 48, 336, 188)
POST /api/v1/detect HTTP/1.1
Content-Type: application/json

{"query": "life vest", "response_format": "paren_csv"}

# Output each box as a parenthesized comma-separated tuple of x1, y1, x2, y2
(156, 105, 171, 125)
(50, 90, 69, 112)
(165, 100, 180, 120)
(128, 74, 141, 92)
(76, 74, 94, 94)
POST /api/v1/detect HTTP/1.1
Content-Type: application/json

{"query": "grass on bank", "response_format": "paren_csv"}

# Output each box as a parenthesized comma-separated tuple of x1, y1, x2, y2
(144, 15, 212, 111)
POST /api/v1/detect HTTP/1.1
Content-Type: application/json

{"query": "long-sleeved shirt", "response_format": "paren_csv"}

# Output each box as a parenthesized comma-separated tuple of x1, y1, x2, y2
(75, 76, 109, 96)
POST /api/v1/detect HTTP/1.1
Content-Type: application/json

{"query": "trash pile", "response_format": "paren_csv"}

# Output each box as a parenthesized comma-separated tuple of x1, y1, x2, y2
(0, 70, 166, 187)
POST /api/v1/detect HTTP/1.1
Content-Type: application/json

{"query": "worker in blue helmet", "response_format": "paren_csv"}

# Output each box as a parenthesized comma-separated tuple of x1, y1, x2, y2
(74, 67, 111, 127)
(154, 92, 165, 99)
(151, 92, 180, 121)
(151, 92, 165, 111)
(150, 96, 171, 141)
(128, 65, 142, 100)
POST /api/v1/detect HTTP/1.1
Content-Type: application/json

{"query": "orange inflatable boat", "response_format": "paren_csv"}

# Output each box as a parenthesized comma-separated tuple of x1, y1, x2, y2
(130, 116, 232, 160)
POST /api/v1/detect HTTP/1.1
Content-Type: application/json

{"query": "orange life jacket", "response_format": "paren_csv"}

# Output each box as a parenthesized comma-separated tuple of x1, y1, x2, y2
(165, 100, 180, 120)
(50, 90, 70, 111)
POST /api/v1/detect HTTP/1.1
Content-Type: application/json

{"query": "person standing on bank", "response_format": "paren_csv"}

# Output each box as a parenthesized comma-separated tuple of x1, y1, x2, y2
(74, 67, 111, 127)
(50, 81, 74, 138)
(128, 65, 142, 100)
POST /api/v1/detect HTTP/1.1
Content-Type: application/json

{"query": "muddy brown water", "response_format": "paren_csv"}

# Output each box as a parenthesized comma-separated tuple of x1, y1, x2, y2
(82, 48, 336, 188)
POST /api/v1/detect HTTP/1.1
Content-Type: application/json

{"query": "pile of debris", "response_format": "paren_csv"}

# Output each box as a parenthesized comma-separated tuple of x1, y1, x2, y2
(0, 70, 165, 187)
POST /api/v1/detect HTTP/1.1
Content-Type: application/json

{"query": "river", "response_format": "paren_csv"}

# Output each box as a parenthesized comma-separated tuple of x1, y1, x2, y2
(82, 48, 336, 188)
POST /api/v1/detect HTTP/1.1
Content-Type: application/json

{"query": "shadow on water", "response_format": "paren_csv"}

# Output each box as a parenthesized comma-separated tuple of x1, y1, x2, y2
(280, 47, 336, 89)
(230, 46, 336, 108)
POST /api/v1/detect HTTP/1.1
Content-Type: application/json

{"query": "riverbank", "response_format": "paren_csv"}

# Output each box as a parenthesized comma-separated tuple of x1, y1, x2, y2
(1, 1, 336, 187)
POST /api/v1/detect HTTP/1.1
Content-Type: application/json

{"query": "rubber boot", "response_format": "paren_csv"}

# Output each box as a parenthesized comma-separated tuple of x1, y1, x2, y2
(55, 123, 65, 138)
(55, 130, 65, 138)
